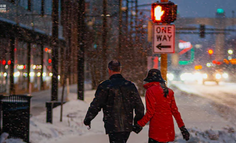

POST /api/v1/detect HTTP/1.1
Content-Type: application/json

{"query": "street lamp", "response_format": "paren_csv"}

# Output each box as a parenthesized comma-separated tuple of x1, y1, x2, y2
(228, 49, 233, 55)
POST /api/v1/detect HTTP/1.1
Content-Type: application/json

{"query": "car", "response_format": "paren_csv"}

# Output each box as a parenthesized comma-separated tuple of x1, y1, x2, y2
(200, 69, 229, 85)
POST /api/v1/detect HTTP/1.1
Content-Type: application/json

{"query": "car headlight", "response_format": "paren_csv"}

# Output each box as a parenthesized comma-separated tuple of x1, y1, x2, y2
(222, 73, 229, 79)
(167, 73, 174, 81)
(203, 73, 208, 79)
(215, 73, 221, 79)
(194, 72, 202, 79)
(180, 73, 192, 81)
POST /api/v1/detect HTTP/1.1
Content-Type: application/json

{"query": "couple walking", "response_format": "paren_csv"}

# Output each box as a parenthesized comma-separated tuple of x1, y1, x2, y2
(84, 60, 190, 143)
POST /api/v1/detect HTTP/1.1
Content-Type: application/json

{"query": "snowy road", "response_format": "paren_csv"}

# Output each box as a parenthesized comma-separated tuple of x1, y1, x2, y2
(173, 81, 236, 126)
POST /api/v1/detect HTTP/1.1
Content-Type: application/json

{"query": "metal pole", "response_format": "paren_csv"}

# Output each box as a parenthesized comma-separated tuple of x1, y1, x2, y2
(126, 0, 129, 36)
(9, 36, 15, 95)
(40, 44, 44, 90)
(51, 0, 59, 101)
(160, 0, 168, 81)
(41, 0, 45, 17)
(27, 0, 31, 11)
(102, 0, 107, 79)
(78, 0, 85, 100)
(27, 42, 31, 93)
(118, 0, 122, 59)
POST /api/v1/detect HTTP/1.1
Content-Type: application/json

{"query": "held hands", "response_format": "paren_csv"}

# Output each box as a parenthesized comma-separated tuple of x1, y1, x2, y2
(180, 126, 190, 141)
(132, 124, 143, 134)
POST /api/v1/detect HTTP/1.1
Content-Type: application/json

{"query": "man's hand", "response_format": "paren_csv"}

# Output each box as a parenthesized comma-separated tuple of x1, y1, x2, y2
(180, 126, 190, 141)
(132, 124, 143, 134)
(83, 119, 91, 130)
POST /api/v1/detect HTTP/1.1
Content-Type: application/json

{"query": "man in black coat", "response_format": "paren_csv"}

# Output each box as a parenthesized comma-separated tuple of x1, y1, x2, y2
(84, 60, 144, 143)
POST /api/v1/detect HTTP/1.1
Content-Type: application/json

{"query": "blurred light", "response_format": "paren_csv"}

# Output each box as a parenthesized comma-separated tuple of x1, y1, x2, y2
(3, 72, 7, 77)
(208, 49, 213, 55)
(58, 75, 60, 80)
(121, 7, 127, 11)
(7, 60, 11, 65)
(5, 65, 8, 69)
(14, 71, 20, 77)
(48, 59, 52, 64)
(17, 65, 24, 70)
(37, 72, 41, 77)
(228, 56, 232, 60)
(222, 73, 228, 79)
(23, 73, 27, 77)
(180, 73, 192, 81)
(217, 8, 224, 14)
(223, 59, 229, 64)
(43, 72, 46, 76)
(49, 73, 53, 77)
(167, 73, 174, 81)
(44, 47, 48, 52)
(206, 63, 211, 67)
(215, 73, 221, 79)
(228, 49, 233, 55)
(194, 65, 202, 70)
(179, 42, 191, 49)
(29, 72, 35, 77)
(194, 72, 202, 80)
(2, 60, 6, 65)
(131, 11, 136, 16)
(32, 65, 36, 69)
(203, 73, 208, 79)
(195, 44, 202, 49)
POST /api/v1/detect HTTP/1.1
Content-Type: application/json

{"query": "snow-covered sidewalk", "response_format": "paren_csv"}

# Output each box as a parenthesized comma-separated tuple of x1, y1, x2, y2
(3, 85, 236, 143)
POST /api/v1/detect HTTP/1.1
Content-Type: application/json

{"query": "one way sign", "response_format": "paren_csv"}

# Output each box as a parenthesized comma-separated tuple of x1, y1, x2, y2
(153, 24, 175, 53)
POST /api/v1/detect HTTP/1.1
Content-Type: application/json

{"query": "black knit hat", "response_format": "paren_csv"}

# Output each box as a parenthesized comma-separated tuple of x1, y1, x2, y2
(144, 69, 165, 83)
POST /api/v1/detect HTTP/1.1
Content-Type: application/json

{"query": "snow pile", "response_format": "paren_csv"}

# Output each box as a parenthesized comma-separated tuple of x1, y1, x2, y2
(1, 91, 236, 143)
(174, 127, 236, 143)
(29, 100, 91, 143)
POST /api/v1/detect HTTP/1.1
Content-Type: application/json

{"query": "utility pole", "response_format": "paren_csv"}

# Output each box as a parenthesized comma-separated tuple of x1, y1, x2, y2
(118, 0, 122, 59)
(102, 0, 107, 79)
(160, 0, 168, 81)
(9, 36, 15, 95)
(27, 42, 31, 94)
(78, 0, 85, 100)
(51, 0, 59, 101)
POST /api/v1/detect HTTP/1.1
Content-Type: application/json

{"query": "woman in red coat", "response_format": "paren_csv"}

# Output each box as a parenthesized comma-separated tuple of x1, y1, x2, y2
(137, 69, 190, 143)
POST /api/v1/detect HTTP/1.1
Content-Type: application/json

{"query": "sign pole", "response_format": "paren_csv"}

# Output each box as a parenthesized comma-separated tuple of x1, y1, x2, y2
(160, 0, 168, 81)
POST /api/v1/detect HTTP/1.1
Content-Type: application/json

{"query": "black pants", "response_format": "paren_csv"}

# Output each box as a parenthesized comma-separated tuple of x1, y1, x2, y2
(148, 138, 168, 143)
(108, 132, 130, 143)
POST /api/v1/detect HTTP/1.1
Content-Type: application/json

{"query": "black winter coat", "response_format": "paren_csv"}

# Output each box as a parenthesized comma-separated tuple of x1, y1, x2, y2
(84, 74, 144, 134)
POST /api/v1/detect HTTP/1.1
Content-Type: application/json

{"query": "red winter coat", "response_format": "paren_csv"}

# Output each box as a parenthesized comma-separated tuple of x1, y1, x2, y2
(137, 82, 184, 142)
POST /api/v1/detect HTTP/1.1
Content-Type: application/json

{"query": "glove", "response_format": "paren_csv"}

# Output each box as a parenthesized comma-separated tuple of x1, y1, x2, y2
(83, 119, 91, 129)
(132, 124, 143, 134)
(180, 126, 190, 141)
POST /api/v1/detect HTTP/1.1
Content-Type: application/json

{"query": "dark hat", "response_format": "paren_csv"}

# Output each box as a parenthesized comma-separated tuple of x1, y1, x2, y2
(144, 69, 165, 83)
(108, 59, 121, 71)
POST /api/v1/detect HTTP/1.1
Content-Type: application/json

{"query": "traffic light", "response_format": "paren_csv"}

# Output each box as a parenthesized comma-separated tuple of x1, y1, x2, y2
(151, 1, 177, 24)
(208, 49, 213, 55)
(199, 24, 205, 38)
(48, 59, 52, 64)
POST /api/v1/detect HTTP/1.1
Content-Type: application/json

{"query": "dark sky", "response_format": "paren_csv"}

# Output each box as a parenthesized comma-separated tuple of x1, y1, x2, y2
(138, 0, 236, 18)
